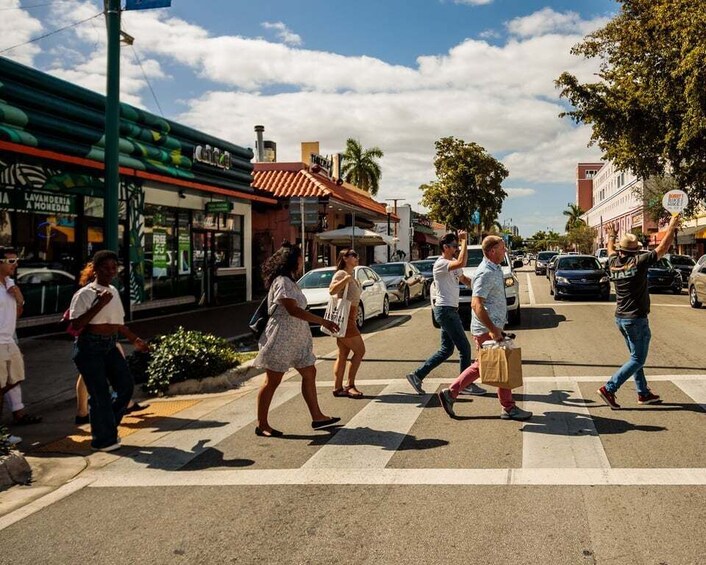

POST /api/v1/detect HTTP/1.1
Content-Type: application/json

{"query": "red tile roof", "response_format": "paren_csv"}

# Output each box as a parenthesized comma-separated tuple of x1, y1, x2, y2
(252, 162, 391, 218)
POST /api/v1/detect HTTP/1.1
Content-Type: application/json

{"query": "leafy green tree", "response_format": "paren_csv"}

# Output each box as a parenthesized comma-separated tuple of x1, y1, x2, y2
(420, 137, 508, 232)
(562, 203, 585, 232)
(556, 0, 706, 214)
(643, 175, 679, 224)
(340, 138, 384, 196)
(566, 224, 598, 254)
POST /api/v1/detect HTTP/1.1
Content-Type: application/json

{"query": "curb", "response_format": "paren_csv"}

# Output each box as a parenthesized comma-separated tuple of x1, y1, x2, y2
(0, 452, 32, 489)
(164, 360, 262, 396)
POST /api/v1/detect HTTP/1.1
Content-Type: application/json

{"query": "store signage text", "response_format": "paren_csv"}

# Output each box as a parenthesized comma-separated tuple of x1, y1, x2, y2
(205, 201, 233, 214)
(193, 145, 232, 169)
(0, 188, 76, 214)
(310, 154, 333, 177)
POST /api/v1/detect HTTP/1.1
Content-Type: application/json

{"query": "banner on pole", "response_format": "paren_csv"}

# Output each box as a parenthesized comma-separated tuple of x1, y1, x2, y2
(125, 0, 171, 11)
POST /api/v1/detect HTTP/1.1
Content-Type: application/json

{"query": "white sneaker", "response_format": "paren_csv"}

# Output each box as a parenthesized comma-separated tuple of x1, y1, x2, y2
(7, 434, 22, 446)
(460, 383, 487, 396)
(92, 440, 121, 452)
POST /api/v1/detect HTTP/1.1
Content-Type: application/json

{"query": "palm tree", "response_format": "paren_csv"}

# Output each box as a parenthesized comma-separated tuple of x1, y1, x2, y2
(563, 203, 586, 232)
(340, 138, 384, 196)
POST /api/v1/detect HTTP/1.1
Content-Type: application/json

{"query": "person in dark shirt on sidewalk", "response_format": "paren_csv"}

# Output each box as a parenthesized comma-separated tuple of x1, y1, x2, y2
(597, 214, 680, 409)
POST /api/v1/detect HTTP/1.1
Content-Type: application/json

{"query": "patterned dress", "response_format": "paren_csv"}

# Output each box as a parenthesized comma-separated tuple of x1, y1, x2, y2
(253, 276, 317, 372)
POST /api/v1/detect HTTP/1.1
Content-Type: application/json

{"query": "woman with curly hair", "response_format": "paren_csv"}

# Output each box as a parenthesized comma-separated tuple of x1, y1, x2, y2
(254, 242, 340, 437)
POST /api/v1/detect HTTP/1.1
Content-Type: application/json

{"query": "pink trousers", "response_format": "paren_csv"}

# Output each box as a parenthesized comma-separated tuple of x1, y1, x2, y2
(448, 332, 516, 411)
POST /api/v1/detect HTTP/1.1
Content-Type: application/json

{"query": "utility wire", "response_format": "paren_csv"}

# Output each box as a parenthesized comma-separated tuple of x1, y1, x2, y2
(129, 43, 165, 117)
(0, 1, 79, 11)
(0, 11, 103, 55)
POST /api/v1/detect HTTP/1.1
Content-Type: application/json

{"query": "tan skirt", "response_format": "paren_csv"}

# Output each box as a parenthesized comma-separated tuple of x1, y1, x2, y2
(0, 342, 25, 389)
(341, 305, 361, 339)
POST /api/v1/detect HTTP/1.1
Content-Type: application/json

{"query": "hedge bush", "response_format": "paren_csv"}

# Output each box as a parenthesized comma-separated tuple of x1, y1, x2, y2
(132, 327, 241, 395)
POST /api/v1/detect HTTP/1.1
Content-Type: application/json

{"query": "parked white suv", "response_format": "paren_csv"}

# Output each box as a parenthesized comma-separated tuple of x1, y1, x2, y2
(429, 245, 522, 328)
(596, 248, 609, 268)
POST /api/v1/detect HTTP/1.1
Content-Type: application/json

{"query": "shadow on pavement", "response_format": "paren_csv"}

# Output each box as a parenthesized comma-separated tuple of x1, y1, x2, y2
(515, 307, 567, 330)
(327, 426, 448, 451)
(519, 412, 667, 435)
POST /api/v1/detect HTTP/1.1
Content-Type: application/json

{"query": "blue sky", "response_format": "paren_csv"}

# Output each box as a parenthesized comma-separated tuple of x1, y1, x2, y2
(1, 0, 619, 235)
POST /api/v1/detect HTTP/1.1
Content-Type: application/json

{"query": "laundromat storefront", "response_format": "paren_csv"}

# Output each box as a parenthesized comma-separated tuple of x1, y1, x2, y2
(0, 56, 274, 325)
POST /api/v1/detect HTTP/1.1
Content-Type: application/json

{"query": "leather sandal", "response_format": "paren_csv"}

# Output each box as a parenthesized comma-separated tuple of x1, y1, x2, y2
(344, 386, 364, 398)
(332, 388, 349, 397)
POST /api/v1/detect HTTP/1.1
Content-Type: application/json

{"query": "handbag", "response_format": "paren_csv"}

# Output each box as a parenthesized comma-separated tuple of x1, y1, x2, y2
(248, 294, 277, 339)
(321, 283, 351, 338)
(61, 293, 99, 338)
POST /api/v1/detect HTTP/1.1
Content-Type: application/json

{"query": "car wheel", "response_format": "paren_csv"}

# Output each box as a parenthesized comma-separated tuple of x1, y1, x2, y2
(356, 302, 365, 329)
(690, 286, 702, 308)
(380, 295, 390, 318)
(508, 305, 521, 326)
(403, 287, 410, 307)
(553, 290, 561, 301)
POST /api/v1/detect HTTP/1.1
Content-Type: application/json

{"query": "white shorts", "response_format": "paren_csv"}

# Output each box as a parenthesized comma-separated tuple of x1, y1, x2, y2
(0, 342, 25, 390)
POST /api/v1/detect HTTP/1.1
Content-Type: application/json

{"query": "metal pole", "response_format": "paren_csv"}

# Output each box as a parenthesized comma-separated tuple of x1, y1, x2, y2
(351, 211, 356, 251)
(104, 0, 121, 252)
(387, 212, 391, 261)
(300, 198, 306, 275)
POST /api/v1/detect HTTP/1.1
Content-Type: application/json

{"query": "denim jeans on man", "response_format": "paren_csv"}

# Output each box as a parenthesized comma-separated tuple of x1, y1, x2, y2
(605, 317, 651, 395)
(72, 333, 133, 449)
(413, 306, 471, 380)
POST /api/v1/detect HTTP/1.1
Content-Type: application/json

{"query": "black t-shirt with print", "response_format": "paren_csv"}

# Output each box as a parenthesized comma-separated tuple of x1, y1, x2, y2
(607, 250, 658, 319)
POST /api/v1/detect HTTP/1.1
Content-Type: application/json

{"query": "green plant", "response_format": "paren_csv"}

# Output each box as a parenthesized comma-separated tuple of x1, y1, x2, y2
(139, 327, 241, 395)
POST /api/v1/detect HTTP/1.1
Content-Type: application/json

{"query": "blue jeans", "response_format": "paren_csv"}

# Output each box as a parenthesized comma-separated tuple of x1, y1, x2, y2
(72, 333, 134, 449)
(605, 317, 651, 395)
(414, 306, 471, 380)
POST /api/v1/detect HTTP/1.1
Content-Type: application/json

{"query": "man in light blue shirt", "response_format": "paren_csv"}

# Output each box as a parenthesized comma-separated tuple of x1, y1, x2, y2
(438, 236, 532, 421)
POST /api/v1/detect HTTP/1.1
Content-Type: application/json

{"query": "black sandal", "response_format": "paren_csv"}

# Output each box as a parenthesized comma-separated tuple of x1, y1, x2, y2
(126, 402, 148, 414)
(255, 427, 284, 438)
(332, 388, 349, 397)
(311, 417, 341, 429)
(344, 386, 364, 398)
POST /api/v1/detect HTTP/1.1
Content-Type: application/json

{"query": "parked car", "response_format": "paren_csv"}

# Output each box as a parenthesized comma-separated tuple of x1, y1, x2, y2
(410, 259, 435, 290)
(646, 258, 682, 294)
(535, 251, 559, 275)
(370, 262, 426, 306)
(663, 254, 696, 287)
(546, 254, 561, 279)
(16, 268, 76, 317)
(595, 247, 609, 268)
(298, 266, 389, 330)
(688, 254, 706, 308)
(429, 246, 523, 328)
(549, 255, 610, 301)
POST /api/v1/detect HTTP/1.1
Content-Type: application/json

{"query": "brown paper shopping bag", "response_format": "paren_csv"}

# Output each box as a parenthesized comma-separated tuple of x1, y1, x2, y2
(479, 347, 523, 389)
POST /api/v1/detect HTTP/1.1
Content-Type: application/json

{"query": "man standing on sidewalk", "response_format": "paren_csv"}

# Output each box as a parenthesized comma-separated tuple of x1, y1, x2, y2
(438, 235, 531, 421)
(406, 231, 485, 396)
(597, 214, 680, 409)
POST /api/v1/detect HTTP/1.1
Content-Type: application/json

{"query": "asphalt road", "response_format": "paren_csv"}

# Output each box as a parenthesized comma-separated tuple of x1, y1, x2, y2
(1, 266, 705, 565)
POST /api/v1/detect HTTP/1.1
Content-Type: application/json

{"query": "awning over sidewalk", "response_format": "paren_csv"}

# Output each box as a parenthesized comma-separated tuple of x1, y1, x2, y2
(414, 232, 439, 245)
(317, 226, 396, 246)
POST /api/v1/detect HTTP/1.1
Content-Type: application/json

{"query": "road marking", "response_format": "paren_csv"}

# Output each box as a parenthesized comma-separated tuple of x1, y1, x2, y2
(87, 467, 706, 487)
(0, 478, 93, 532)
(525, 273, 536, 305)
(521, 379, 610, 469)
(672, 379, 706, 412)
(302, 381, 431, 469)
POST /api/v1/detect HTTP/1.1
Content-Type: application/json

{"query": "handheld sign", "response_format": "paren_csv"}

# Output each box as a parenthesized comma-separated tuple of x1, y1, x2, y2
(662, 190, 688, 216)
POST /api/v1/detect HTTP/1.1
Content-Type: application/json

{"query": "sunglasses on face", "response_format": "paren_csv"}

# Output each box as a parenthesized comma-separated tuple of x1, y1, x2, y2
(346, 252, 359, 258)
(0, 258, 19, 265)
(445, 243, 459, 249)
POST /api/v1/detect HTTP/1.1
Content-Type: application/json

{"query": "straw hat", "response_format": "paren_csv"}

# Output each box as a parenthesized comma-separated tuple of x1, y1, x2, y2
(618, 233, 641, 253)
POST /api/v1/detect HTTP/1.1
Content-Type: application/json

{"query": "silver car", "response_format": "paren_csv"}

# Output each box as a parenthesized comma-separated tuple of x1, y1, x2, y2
(688, 254, 706, 309)
(370, 262, 426, 307)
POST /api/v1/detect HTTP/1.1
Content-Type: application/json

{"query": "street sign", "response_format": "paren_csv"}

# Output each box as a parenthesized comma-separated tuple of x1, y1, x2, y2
(662, 190, 688, 216)
(125, 0, 171, 10)
(470, 210, 481, 225)
(205, 201, 233, 214)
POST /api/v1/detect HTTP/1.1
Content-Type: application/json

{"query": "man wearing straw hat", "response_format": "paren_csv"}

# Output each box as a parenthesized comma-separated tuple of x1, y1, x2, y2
(597, 214, 680, 409)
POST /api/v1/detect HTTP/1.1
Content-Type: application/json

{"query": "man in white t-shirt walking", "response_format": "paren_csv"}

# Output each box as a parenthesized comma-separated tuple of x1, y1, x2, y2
(406, 232, 485, 395)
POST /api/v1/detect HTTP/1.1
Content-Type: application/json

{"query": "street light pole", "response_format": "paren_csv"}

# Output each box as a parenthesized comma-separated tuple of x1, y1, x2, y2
(104, 0, 121, 252)
(386, 198, 405, 260)
(386, 206, 391, 261)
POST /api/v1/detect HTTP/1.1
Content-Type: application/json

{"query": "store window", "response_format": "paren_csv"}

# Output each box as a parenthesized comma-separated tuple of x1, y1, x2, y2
(192, 212, 244, 268)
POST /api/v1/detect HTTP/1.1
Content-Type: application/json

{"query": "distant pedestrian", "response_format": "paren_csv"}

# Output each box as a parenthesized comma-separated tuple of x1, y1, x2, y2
(73, 262, 147, 426)
(406, 231, 485, 396)
(68, 251, 149, 452)
(597, 215, 680, 409)
(438, 236, 532, 421)
(254, 242, 341, 437)
(329, 249, 366, 398)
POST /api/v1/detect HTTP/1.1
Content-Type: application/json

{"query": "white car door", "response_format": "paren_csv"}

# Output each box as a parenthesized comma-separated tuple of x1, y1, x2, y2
(355, 268, 372, 319)
(364, 267, 384, 315)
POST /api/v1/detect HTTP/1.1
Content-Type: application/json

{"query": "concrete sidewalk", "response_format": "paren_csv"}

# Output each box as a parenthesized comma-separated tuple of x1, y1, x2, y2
(11, 300, 261, 418)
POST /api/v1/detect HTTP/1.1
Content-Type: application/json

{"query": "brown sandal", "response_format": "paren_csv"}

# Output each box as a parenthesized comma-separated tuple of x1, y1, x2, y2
(344, 386, 364, 398)
(332, 388, 349, 397)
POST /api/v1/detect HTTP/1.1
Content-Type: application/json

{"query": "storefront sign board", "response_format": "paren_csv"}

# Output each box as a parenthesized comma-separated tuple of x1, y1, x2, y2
(153, 228, 168, 277)
(205, 201, 233, 214)
(178, 231, 191, 275)
(0, 188, 76, 214)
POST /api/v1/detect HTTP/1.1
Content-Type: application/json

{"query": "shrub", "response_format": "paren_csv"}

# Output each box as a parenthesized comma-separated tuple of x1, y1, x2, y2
(0, 426, 12, 456)
(135, 327, 241, 395)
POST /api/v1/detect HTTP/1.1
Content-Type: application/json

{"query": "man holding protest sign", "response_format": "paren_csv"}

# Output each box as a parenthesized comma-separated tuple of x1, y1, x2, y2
(438, 235, 532, 421)
(597, 213, 681, 409)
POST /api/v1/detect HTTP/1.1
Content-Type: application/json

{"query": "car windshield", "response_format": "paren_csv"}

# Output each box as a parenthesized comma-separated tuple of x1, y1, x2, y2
(537, 251, 558, 261)
(411, 261, 435, 272)
(652, 258, 672, 269)
(298, 270, 334, 289)
(371, 264, 405, 276)
(557, 257, 601, 270)
(466, 249, 508, 267)
(597, 249, 608, 258)
(669, 255, 695, 266)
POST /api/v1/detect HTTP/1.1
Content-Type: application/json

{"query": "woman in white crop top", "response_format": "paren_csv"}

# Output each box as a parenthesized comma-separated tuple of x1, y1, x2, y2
(328, 249, 366, 398)
(68, 250, 149, 452)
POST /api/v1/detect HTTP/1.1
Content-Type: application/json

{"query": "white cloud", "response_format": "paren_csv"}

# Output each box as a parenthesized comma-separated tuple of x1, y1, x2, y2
(454, 0, 494, 6)
(261, 21, 302, 46)
(478, 29, 500, 40)
(0, 0, 43, 65)
(506, 7, 608, 38)
(505, 188, 537, 199)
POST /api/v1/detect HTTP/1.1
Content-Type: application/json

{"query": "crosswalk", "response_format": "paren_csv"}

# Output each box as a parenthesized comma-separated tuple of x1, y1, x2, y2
(84, 374, 706, 487)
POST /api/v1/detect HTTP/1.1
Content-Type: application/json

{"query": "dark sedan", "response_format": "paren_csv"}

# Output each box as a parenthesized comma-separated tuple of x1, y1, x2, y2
(549, 255, 610, 300)
(535, 251, 558, 275)
(663, 254, 696, 287)
(647, 258, 682, 294)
